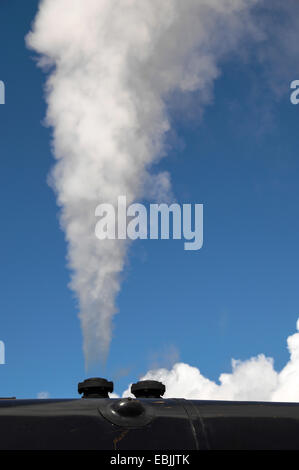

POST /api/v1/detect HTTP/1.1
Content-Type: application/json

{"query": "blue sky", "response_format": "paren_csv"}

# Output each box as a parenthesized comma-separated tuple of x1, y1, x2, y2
(0, 1, 299, 399)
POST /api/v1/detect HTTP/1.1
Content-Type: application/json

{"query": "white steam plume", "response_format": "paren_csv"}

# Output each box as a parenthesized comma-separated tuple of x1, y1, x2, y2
(122, 319, 299, 402)
(26, 0, 282, 365)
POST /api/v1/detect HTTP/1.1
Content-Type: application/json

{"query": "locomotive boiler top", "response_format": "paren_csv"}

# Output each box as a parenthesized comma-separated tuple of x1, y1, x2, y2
(0, 377, 299, 450)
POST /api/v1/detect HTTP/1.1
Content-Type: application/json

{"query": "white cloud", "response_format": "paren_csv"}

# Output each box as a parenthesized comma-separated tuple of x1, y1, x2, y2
(37, 391, 50, 399)
(122, 318, 299, 402)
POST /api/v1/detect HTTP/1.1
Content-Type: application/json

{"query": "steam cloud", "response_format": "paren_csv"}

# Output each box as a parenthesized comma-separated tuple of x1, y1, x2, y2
(121, 319, 299, 401)
(26, 0, 297, 365)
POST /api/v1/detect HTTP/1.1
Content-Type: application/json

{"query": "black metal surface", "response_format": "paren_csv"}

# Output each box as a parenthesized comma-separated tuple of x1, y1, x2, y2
(131, 380, 166, 398)
(190, 400, 299, 450)
(78, 377, 113, 398)
(0, 397, 299, 449)
(99, 397, 154, 427)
